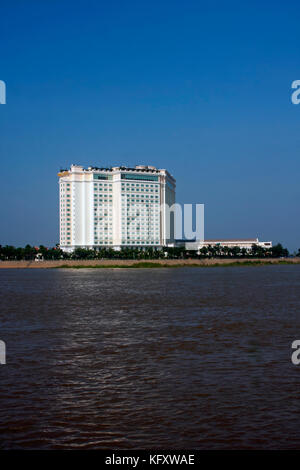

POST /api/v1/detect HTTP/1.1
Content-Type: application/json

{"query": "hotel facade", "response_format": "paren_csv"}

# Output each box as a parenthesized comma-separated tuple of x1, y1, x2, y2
(59, 164, 176, 252)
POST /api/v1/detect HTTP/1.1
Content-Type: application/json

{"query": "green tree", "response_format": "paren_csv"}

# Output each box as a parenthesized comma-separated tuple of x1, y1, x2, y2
(271, 243, 289, 258)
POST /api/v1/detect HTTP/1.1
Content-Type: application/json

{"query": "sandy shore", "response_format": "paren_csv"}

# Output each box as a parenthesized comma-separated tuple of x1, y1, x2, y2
(0, 258, 299, 268)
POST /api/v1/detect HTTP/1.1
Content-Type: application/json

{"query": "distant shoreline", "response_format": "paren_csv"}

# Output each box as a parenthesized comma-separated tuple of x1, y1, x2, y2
(0, 258, 300, 269)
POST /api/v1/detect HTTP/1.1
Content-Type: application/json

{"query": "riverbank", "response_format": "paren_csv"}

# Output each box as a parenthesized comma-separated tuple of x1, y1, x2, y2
(0, 258, 299, 268)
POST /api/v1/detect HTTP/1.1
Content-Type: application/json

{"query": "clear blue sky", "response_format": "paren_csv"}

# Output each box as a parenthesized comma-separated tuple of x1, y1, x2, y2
(1, 1, 299, 251)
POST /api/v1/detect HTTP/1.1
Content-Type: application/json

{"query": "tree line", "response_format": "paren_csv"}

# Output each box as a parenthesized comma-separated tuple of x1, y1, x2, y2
(0, 243, 294, 261)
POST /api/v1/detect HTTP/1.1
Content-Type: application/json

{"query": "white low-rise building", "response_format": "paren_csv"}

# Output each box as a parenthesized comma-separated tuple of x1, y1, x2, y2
(184, 238, 272, 251)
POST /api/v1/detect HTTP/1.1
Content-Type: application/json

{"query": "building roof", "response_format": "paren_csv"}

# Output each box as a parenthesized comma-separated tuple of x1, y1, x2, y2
(59, 164, 176, 182)
(204, 239, 258, 243)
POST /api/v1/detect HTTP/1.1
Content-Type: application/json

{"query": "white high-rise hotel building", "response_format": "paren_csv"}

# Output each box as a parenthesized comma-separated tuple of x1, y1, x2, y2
(59, 164, 176, 251)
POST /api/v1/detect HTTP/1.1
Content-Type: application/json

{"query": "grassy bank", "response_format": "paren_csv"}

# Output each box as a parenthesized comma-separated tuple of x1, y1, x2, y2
(55, 259, 298, 269)
(1, 258, 299, 269)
